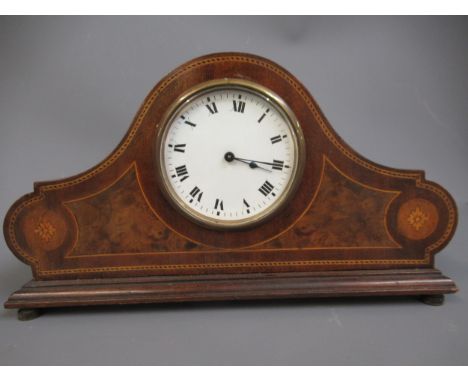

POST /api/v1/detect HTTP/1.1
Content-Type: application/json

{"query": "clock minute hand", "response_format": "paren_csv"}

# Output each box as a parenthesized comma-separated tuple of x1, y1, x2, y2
(224, 152, 272, 172)
(233, 158, 272, 173)
(233, 157, 277, 167)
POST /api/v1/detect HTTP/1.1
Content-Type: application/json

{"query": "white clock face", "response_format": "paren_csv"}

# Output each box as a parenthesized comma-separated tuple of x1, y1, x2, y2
(158, 81, 304, 229)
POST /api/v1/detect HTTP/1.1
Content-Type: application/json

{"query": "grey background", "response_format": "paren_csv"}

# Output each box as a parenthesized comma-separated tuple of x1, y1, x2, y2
(0, 16, 467, 365)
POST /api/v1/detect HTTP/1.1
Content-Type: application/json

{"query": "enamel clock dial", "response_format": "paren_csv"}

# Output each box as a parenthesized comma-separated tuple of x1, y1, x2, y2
(157, 79, 305, 229)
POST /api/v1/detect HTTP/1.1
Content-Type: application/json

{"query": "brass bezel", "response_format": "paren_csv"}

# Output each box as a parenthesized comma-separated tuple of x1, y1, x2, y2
(155, 78, 306, 230)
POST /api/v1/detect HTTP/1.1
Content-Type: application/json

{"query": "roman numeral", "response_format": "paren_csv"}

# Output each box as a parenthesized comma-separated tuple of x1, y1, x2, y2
(233, 100, 246, 113)
(189, 186, 203, 203)
(243, 198, 251, 214)
(189, 186, 200, 197)
(171, 144, 186, 153)
(214, 198, 224, 216)
(175, 165, 188, 176)
(272, 160, 284, 171)
(175, 165, 189, 182)
(259, 181, 275, 197)
(270, 135, 282, 144)
(180, 115, 195, 126)
(206, 103, 218, 114)
(258, 108, 269, 123)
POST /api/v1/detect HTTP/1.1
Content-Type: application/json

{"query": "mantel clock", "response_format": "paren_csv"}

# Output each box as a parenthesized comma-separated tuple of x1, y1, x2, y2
(3, 52, 458, 320)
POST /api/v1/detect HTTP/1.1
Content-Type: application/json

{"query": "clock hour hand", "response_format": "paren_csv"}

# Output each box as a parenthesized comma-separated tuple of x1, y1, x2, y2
(224, 152, 272, 173)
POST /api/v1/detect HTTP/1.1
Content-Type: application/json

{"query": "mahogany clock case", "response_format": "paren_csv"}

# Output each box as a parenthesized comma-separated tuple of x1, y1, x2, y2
(3, 52, 458, 315)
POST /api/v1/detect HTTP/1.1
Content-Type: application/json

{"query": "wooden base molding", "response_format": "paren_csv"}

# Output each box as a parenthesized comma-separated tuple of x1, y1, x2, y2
(5, 269, 457, 317)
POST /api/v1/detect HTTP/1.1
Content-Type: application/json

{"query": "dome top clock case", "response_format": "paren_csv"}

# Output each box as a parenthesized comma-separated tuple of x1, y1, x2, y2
(3, 52, 458, 319)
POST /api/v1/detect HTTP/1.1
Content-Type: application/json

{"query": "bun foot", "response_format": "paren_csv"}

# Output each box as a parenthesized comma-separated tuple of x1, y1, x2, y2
(420, 294, 445, 306)
(18, 308, 42, 321)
